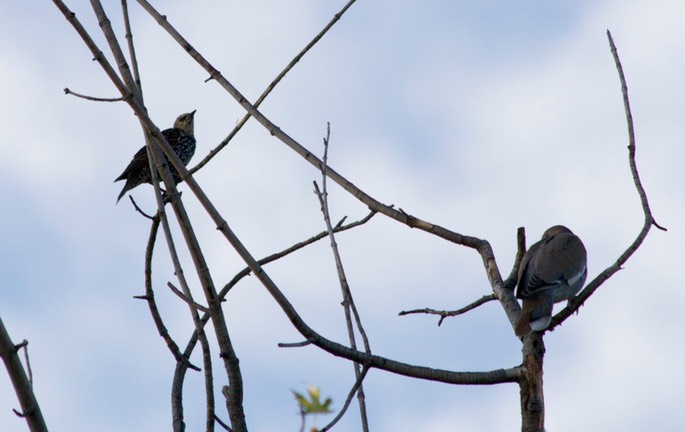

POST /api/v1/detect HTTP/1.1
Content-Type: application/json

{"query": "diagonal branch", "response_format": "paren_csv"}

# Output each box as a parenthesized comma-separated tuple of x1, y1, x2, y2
(319, 365, 370, 432)
(190, 0, 358, 174)
(0, 316, 48, 432)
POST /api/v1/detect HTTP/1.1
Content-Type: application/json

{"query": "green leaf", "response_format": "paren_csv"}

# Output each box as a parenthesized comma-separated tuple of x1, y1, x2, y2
(292, 385, 333, 415)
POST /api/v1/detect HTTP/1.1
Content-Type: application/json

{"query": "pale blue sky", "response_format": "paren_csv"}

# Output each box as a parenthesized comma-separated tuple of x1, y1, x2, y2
(1, 1, 684, 431)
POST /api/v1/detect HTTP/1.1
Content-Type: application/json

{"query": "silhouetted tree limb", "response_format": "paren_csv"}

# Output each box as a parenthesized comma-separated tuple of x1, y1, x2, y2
(549, 30, 666, 332)
(0, 317, 47, 432)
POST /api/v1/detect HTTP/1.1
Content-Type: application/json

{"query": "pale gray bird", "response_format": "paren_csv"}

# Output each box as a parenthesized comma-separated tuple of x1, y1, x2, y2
(515, 225, 587, 337)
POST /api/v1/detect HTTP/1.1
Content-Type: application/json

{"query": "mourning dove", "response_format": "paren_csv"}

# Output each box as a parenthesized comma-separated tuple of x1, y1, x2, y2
(515, 225, 587, 337)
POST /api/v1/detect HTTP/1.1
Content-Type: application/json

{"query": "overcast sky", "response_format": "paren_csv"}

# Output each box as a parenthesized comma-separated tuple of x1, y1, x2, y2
(1, 1, 684, 431)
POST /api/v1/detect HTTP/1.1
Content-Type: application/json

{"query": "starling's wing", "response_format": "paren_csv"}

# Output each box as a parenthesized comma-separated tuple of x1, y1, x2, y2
(114, 145, 149, 182)
(161, 128, 177, 143)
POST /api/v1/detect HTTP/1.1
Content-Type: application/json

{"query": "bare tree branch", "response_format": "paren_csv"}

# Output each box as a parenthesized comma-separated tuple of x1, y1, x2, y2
(0, 316, 48, 432)
(138, 214, 198, 369)
(400, 294, 497, 326)
(505, 227, 527, 289)
(121, 0, 144, 100)
(63, 87, 125, 102)
(190, 0, 358, 174)
(167, 282, 210, 313)
(219, 210, 376, 298)
(319, 365, 370, 432)
(314, 123, 369, 430)
(549, 30, 666, 331)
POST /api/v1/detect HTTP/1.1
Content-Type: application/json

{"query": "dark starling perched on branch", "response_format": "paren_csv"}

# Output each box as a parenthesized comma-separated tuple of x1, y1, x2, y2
(114, 110, 197, 204)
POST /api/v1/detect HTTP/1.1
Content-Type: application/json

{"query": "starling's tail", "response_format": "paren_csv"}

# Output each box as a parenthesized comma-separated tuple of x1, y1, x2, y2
(115, 187, 127, 204)
(115, 178, 135, 204)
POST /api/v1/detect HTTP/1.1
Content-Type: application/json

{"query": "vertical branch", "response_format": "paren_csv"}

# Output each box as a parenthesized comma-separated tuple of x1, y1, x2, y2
(519, 334, 545, 432)
(56, 2, 246, 429)
(606, 30, 665, 231)
(314, 124, 370, 430)
(139, 214, 187, 364)
(121, 0, 144, 99)
(90, 0, 140, 103)
(140, 215, 214, 432)
(0, 317, 48, 432)
(142, 161, 216, 432)
(607, 30, 662, 230)
(92, 2, 218, 427)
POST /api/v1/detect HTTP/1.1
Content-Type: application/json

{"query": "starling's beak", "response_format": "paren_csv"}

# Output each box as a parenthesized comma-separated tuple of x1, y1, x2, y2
(190, 109, 197, 116)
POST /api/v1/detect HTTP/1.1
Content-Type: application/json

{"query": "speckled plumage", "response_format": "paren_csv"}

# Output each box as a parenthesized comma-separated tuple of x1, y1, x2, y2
(115, 111, 196, 204)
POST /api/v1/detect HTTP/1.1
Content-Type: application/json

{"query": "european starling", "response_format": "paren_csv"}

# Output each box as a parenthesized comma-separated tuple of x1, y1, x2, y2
(114, 110, 197, 204)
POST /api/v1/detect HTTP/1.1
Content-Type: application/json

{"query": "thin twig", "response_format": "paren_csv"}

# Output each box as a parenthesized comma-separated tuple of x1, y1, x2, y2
(19, 341, 33, 386)
(190, 0, 358, 174)
(315, 123, 370, 430)
(63, 87, 124, 102)
(219, 210, 376, 298)
(168, 282, 210, 312)
(129, 195, 156, 219)
(277, 341, 312, 348)
(121, 0, 144, 101)
(399, 294, 497, 326)
(140, 214, 201, 370)
(319, 366, 370, 432)
(503, 227, 526, 290)
(213, 414, 233, 431)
